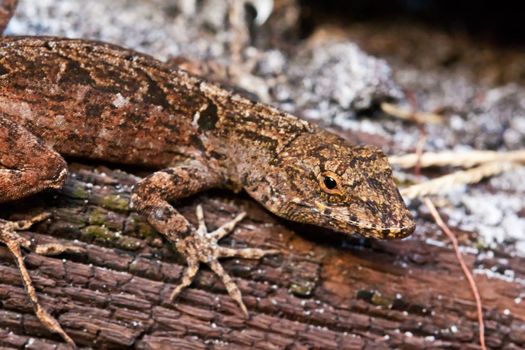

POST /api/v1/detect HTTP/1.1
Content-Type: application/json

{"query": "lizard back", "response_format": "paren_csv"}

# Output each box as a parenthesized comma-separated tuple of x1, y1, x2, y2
(0, 36, 207, 168)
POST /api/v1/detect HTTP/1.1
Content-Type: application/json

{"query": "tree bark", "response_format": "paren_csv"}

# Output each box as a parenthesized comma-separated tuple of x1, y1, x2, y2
(0, 163, 524, 349)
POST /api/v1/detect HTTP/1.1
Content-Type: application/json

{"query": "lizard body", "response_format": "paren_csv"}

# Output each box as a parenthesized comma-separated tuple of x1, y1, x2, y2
(0, 4, 415, 347)
(0, 37, 414, 238)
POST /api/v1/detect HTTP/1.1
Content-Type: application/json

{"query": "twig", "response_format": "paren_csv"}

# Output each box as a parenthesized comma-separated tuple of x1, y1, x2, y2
(400, 161, 518, 200)
(395, 92, 487, 350)
(381, 102, 444, 124)
(390, 149, 525, 169)
(423, 198, 486, 350)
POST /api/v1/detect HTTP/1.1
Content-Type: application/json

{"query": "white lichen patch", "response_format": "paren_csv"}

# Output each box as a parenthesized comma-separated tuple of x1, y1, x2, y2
(285, 41, 402, 127)
(112, 93, 130, 108)
(443, 169, 525, 256)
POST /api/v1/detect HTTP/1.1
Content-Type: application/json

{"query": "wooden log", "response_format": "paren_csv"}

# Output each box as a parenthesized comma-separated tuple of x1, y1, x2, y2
(0, 163, 523, 349)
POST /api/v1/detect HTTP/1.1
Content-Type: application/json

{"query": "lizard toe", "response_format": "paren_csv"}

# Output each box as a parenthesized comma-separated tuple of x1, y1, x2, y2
(171, 208, 275, 317)
(0, 216, 76, 347)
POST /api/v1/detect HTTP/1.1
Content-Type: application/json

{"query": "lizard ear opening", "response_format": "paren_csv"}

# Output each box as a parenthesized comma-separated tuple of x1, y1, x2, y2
(318, 171, 344, 196)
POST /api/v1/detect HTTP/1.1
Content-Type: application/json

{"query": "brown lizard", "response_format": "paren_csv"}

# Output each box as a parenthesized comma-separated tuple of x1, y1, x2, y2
(0, 0, 415, 346)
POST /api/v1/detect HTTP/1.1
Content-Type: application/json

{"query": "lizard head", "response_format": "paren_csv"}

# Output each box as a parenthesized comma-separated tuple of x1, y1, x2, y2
(255, 130, 415, 239)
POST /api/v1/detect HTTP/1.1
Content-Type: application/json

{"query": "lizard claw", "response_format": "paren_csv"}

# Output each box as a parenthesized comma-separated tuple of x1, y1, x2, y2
(170, 205, 279, 317)
(0, 214, 76, 347)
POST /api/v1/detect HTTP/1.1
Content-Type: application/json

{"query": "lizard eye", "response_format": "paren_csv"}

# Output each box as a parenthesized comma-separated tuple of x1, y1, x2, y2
(323, 176, 337, 189)
(319, 171, 344, 195)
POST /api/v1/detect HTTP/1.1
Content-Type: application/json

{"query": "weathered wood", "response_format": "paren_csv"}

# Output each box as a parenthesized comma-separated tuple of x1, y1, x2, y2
(0, 163, 523, 349)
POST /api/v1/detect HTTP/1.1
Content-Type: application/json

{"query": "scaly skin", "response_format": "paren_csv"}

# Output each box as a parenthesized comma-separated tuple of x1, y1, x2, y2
(0, 37, 414, 238)
(0, 2, 415, 346)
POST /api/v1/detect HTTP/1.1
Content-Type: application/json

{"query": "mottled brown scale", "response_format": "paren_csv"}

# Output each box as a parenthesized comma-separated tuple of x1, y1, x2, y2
(0, 17, 415, 346)
(0, 37, 205, 167)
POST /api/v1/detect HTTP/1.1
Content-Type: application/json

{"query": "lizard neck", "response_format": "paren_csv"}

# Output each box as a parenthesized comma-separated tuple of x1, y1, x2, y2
(196, 81, 314, 198)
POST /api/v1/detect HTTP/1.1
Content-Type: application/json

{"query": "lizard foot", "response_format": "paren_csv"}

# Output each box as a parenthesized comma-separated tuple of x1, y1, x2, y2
(170, 205, 279, 317)
(0, 214, 76, 348)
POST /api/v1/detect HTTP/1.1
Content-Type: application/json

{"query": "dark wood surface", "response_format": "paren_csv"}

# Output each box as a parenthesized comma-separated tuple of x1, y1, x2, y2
(0, 163, 523, 349)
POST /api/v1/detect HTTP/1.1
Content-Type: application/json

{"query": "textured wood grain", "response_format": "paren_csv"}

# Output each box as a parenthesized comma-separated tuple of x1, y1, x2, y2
(0, 164, 523, 349)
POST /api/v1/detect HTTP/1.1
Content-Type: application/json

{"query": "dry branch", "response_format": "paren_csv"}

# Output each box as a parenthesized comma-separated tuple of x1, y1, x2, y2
(380, 102, 444, 124)
(424, 198, 486, 350)
(390, 149, 525, 169)
(400, 161, 519, 199)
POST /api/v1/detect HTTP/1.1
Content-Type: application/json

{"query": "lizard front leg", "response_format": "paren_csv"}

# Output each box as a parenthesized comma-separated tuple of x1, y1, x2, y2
(130, 160, 278, 317)
(0, 116, 75, 347)
(0, 116, 67, 202)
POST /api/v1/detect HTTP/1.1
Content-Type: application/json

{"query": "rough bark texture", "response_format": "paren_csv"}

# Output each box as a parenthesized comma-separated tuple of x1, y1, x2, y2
(0, 163, 523, 349)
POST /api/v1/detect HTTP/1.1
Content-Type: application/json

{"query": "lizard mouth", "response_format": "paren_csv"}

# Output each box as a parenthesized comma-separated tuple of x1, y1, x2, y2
(319, 204, 416, 240)
(346, 216, 416, 239)
(329, 188, 417, 240)
(283, 201, 416, 240)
